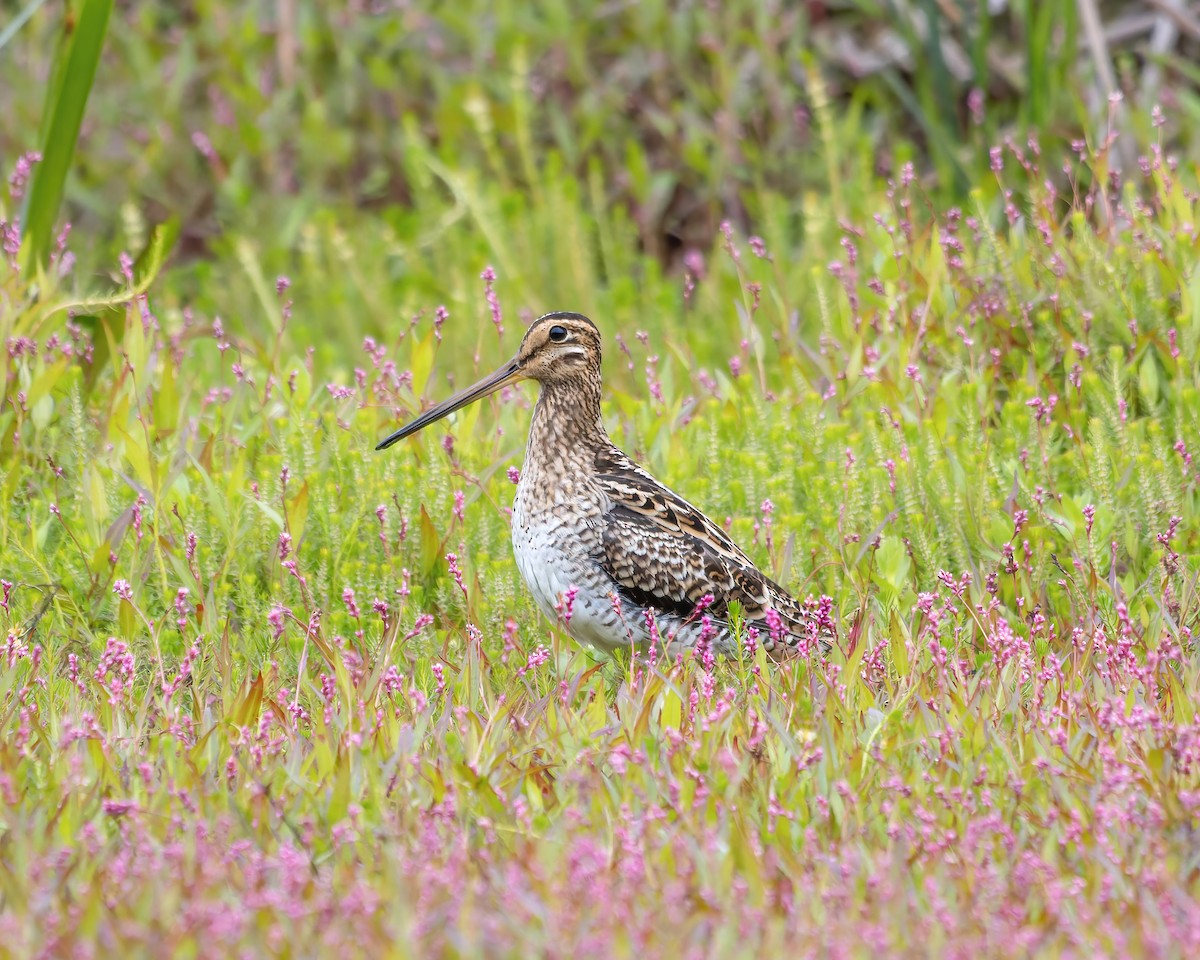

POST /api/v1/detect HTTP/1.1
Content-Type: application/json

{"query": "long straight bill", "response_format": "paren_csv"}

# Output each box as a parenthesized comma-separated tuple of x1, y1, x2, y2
(375, 356, 523, 450)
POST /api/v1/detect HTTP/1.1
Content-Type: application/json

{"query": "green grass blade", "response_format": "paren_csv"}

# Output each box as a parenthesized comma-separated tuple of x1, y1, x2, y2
(918, 0, 958, 146)
(21, 0, 113, 273)
(1023, 0, 1056, 128)
(0, 0, 47, 52)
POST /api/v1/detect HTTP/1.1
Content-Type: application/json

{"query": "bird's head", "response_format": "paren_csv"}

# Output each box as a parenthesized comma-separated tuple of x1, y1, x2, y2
(375, 311, 601, 450)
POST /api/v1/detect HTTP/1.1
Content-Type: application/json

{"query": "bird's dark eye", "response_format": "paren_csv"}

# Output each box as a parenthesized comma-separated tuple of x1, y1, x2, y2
(548, 325, 568, 343)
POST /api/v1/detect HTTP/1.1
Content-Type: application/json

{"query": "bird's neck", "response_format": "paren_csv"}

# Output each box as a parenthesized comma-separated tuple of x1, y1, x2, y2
(526, 376, 608, 466)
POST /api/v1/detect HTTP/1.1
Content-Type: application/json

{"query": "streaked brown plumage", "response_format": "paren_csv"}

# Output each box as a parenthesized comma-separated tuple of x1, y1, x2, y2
(377, 311, 832, 659)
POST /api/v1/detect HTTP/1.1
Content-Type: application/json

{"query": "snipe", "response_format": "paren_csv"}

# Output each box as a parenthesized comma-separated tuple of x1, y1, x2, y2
(377, 312, 831, 659)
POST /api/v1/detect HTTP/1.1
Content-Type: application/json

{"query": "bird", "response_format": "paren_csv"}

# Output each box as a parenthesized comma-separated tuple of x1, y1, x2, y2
(376, 311, 832, 660)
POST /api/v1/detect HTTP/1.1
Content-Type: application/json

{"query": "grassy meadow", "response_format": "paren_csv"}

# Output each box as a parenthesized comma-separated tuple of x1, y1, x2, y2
(2, 2, 1200, 957)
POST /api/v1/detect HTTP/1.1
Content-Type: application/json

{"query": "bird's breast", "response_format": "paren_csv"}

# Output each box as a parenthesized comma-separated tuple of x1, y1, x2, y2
(511, 478, 595, 612)
(510, 479, 634, 652)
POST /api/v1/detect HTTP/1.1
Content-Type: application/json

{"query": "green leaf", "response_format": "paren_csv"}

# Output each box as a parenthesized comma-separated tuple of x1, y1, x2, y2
(1138, 351, 1160, 407)
(117, 597, 137, 638)
(22, 0, 114, 273)
(874, 535, 911, 594)
(230, 673, 264, 729)
(660, 687, 682, 730)
(131, 216, 179, 289)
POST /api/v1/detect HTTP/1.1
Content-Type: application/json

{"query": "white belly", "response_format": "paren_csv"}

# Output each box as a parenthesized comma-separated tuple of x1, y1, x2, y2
(511, 498, 641, 653)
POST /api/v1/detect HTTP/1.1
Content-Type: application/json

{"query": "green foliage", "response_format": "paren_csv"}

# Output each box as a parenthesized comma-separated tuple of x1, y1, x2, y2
(20, 0, 112, 272)
(3, 0, 1198, 273)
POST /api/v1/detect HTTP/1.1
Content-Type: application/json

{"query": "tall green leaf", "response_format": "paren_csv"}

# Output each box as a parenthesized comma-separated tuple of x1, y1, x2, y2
(21, 0, 113, 273)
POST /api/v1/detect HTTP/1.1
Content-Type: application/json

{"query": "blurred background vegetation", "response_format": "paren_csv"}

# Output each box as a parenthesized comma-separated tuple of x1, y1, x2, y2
(3, 0, 1199, 281)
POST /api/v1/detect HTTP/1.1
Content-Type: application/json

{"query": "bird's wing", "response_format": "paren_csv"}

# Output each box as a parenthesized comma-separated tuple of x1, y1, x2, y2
(591, 456, 809, 640)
